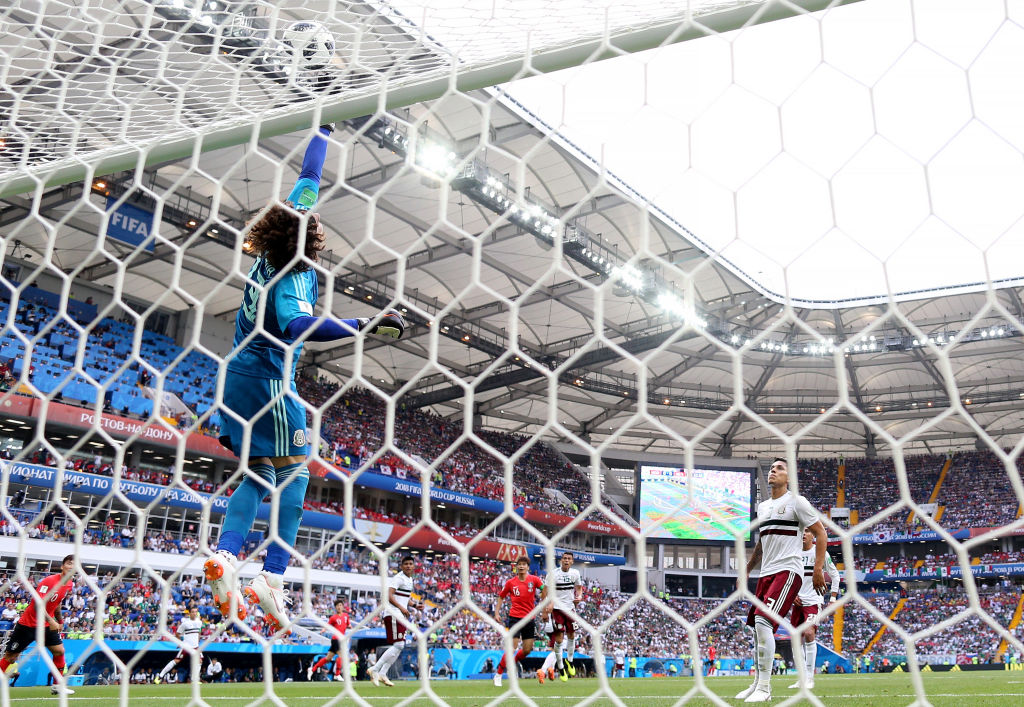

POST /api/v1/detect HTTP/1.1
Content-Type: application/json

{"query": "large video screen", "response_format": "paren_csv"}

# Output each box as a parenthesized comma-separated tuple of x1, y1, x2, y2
(637, 464, 753, 543)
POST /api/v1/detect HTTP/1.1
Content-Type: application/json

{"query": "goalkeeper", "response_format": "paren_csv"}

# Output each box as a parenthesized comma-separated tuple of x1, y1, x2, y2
(204, 124, 406, 631)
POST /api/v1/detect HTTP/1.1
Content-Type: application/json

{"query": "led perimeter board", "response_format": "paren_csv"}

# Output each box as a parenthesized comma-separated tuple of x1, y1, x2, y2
(636, 463, 754, 544)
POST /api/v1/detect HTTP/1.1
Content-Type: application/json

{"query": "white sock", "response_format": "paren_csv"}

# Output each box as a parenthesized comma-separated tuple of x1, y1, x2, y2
(566, 637, 576, 659)
(542, 653, 557, 672)
(754, 618, 775, 689)
(158, 660, 175, 679)
(749, 626, 760, 686)
(372, 644, 403, 674)
(555, 643, 563, 669)
(804, 641, 817, 679)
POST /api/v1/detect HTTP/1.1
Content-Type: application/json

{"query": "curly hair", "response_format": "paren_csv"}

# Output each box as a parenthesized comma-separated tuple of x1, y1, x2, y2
(245, 203, 325, 271)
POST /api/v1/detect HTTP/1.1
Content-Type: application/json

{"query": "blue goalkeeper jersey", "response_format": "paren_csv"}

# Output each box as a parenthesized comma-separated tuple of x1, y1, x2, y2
(227, 256, 318, 380)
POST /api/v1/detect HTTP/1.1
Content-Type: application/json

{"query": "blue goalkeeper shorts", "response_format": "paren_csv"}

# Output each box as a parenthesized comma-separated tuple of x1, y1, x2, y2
(218, 371, 309, 459)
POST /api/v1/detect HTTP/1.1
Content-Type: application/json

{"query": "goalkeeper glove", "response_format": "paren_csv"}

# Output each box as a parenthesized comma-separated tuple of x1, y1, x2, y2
(358, 309, 406, 340)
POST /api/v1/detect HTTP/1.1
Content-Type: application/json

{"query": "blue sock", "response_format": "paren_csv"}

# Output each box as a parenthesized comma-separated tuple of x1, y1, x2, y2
(262, 462, 309, 574)
(217, 462, 275, 555)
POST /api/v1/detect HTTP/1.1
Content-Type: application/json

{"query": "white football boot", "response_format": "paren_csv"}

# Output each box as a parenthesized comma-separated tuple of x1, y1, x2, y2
(243, 570, 291, 631)
(203, 550, 246, 620)
(735, 683, 758, 700)
(744, 686, 772, 703)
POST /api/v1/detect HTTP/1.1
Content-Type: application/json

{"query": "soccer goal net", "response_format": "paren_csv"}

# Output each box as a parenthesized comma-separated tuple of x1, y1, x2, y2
(2, 0, 1023, 704)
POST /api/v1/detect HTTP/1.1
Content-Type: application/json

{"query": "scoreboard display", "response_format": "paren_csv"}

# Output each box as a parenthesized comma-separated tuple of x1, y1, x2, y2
(636, 464, 754, 544)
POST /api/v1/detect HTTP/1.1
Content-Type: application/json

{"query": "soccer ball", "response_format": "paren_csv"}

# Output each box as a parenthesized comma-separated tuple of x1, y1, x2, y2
(281, 21, 335, 72)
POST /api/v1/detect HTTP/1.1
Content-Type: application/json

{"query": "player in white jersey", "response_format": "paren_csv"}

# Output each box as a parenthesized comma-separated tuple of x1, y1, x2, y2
(156, 607, 204, 683)
(370, 556, 417, 687)
(541, 552, 583, 681)
(736, 458, 828, 703)
(787, 528, 841, 690)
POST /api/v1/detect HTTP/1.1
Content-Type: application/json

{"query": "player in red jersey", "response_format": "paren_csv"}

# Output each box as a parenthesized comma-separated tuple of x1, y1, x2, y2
(0, 555, 77, 696)
(492, 556, 547, 687)
(306, 599, 350, 681)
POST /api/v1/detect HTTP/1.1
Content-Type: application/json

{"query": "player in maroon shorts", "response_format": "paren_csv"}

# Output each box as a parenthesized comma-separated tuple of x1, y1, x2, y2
(736, 458, 827, 703)
(787, 528, 840, 690)
(0, 555, 77, 696)
(492, 556, 547, 687)
(306, 599, 350, 681)
(541, 551, 583, 681)
(369, 556, 418, 687)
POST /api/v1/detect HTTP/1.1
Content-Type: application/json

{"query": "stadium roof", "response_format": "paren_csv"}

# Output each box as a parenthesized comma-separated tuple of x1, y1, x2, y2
(2, 0, 1023, 460)
(406, 0, 1024, 307)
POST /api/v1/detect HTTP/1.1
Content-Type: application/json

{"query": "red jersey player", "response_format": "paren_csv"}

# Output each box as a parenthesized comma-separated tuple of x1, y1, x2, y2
(306, 599, 350, 682)
(0, 554, 77, 696)
(737, 458, 827, 703)
(492, 556, 547, 687)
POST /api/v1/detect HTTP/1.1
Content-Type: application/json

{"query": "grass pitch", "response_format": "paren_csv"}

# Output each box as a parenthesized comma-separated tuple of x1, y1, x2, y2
(6, 673, 1024, 706)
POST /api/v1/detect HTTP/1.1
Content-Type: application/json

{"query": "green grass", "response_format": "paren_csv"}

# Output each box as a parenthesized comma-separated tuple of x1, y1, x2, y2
(7, 673, 1024, 706)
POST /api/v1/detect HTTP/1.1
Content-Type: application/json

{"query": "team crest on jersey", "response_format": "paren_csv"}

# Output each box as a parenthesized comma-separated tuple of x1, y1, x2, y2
(293, 430, 306, 447)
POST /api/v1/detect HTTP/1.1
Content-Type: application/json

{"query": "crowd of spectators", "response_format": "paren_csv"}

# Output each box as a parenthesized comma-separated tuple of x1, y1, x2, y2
(797, 452, 1024, 534)
(0, 360, 15, 391)
(296, 376, 633, 524)
(857, 549, 1024, 575)
(794, 458, 840, 517)
(934, 451, 1024, 530)
(869, 588, 1020, 662)
(837, 592, 898, 657)
(838, 454, 944, 533)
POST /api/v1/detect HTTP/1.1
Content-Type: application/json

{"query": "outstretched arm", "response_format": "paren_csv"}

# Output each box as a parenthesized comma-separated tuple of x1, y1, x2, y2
(284, 309, 406, 342)
(276, 127, 408, 344)
(285, 125, 332, 212)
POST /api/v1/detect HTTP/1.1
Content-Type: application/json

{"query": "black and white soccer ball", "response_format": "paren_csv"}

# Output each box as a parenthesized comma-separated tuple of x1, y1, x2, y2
(281, 21, 336, 72)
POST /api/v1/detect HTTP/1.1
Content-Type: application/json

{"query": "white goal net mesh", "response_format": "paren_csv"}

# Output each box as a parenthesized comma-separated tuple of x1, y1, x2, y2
(1, 0, 1023, 705)
(0, 0, 817, 196)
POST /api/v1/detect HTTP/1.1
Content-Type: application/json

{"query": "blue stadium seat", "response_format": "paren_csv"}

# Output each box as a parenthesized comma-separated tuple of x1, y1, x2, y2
(128, 397, 153, 416)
